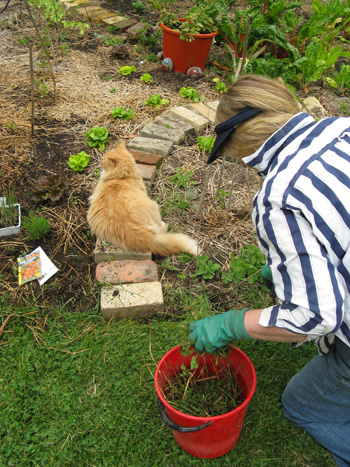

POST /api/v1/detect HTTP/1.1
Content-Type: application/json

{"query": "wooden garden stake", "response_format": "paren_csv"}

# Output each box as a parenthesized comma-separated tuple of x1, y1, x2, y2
(224, 159, 238, 234)
(215, 154, 227, 197)
(25, 0, 56, 102)
(195, 166, 212, 219)
(29, 43, 34, 137)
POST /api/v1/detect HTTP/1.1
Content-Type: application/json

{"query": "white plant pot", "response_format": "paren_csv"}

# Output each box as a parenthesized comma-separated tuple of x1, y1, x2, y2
(0, 202, 21, 237)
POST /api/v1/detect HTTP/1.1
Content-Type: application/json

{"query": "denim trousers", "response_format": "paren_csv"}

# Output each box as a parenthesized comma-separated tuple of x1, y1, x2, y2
(282, 337, 350, 467)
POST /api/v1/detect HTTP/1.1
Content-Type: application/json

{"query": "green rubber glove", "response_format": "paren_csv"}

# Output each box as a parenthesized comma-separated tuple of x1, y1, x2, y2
(188, 309, 252, 354)
(261, 265, 273, 283)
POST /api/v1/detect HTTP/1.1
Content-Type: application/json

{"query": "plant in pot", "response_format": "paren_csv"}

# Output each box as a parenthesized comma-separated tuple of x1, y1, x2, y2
(0, 190, 21, 237)
(147, 0, 218, 73)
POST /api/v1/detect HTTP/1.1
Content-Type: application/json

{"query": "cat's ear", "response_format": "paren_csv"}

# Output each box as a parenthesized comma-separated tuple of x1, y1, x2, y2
(104, 152, 118, 169)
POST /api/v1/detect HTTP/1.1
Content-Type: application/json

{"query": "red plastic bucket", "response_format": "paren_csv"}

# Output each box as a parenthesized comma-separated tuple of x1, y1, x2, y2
(155, 345, 256, 459)
(160, 21, 218, 74)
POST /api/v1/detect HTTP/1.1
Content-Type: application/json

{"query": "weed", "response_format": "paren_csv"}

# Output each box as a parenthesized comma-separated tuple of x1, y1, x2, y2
(193, 255, 221, 280)
(103, 35, 122, 47)
(197, 135, 215, 154)
(340, 101, 350, 115)
(0, 189, 19, 229)
(139, 25, 160, 48)
(222, 244, 266, 285)
(168, 168, 195, 189)
(216, 188, 229, 208)
(22, 211, 51, 240)
(213, 77, 227, 94)
(132, 0, 146, 13)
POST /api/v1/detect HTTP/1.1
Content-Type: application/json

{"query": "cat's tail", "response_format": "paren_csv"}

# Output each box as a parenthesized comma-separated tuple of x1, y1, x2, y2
(146, 232, 201, 257)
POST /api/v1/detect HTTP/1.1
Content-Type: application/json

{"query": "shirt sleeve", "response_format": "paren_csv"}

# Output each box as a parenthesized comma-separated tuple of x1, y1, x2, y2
(257, 207, 345, 339)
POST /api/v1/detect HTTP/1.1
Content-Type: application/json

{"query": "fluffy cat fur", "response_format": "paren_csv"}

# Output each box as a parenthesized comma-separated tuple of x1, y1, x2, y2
(87, 141, 200, 257)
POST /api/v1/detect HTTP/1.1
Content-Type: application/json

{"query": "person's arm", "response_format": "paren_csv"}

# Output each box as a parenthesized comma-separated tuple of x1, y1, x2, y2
(244, 308, 306, 343)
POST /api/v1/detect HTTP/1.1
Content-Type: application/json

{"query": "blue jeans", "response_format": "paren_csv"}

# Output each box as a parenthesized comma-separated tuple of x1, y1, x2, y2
(282, 337, 350, 467)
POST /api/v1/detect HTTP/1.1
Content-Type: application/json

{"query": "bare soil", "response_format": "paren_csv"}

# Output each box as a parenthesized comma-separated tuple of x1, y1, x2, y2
(0, 0, 347, 315)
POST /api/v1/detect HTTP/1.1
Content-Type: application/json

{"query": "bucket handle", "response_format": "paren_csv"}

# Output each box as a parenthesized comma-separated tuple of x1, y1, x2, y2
(158, 397, 211, 433)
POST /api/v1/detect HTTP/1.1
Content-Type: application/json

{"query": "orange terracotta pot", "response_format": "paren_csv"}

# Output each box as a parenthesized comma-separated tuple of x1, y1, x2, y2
(160, 20, 218, 74)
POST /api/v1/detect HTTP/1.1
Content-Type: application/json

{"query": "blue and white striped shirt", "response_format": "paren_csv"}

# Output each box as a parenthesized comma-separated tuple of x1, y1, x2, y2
(243, 112, 350, 353)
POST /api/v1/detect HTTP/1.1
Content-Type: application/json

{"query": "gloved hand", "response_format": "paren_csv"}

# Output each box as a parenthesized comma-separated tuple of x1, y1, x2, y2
(261, 265, 273, 283)
(188, 309, 252, 354)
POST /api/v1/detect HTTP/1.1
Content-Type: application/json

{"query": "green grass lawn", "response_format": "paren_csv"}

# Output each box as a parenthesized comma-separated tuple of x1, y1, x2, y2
(0, 302, 336, 467)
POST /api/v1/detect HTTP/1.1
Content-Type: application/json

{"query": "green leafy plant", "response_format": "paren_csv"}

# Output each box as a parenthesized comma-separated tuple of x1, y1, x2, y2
(325, 64, 350, 95)
(147, 0, 217, 41)
(222, 244, 266, 285)
(32, 174, 70, 204)
(197, 136, 215, 154)
(179, 87, 200, 103)
(85, 127, 110, 151)
(140, 73, 153, 84)
(68, 151, 91, 171)
(144, 94, 169, 108)
(139, 25, 161, 47)
(0, 189, 19, 229)
(22, 211, 51, 240)
(132, 0, 146, 12)
(110, 106, 135, 120)
(213, 78, 227, 94)
(193, 255, 221, 280)
(119, 65, 136, 76)
(168, 168, 195, 189)
(103, 35, 122, 47)
(294, 39, 349, 87)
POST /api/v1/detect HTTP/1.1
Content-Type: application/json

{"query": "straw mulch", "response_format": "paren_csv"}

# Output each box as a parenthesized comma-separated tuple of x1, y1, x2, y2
(1, 0, 338, 315)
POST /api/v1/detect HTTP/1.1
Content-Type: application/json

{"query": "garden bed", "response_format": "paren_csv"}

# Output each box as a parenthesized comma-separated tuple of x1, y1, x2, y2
(0, 0, 347, 316)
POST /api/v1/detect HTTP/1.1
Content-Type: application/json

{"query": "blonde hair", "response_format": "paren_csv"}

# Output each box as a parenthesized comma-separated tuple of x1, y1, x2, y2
(216, 74, 300, 159)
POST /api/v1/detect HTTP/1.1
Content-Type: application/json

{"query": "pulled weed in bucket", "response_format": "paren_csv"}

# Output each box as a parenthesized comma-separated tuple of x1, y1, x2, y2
(164, 357, 245, 417)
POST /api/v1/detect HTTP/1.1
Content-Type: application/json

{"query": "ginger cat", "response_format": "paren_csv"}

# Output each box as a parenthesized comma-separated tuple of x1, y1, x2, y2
(87, 141, 200, 257)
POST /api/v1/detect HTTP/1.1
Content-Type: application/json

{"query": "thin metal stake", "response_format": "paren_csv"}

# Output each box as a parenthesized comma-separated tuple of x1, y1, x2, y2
(224, 159, 238, 234)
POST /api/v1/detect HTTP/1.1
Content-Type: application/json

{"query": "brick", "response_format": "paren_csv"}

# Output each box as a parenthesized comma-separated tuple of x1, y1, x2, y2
(206, 100, 220, 112)
(141, 123, 185, 145)
(155, 113, 194, 136)
(127, 137, 173, 156)
(137, 163, 157, 183)
(96, 259, 158, 284)
(190, 102, 216, 125)
(93, 242, 152, 263)
(78, 8, 116, 21)
(75, 5, 101, 13)
(170, 106, 209, 132)
(64, 0, 90, 9)
(101, 282, 164, 319)
(108, 19, 138, 31)
(102, 15, 127, 25)
(128, 149, 163, 168)
(126, 22, 146, 37)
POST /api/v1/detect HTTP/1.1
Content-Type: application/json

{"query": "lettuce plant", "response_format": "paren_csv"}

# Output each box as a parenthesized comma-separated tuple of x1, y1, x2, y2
(144, 94, 169, 108)
(85, 127, 110, 151)
(110, 107, 135, 120)
(119, 66, 136, 75)
(179, 87, 200, 103)
(68, 151, 91, 171)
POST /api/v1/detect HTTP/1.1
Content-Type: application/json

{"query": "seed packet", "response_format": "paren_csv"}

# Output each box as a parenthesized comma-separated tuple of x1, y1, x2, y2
(17, 247, 58, 286)
(18, 251, 42, 285)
